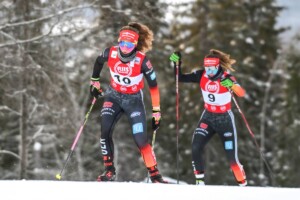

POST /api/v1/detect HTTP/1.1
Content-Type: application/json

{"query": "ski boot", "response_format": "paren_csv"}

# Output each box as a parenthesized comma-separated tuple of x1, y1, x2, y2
(195, 171, 205, 186)
(238, 179, 247, 186)
(148, 166, 168, 183)
(97, 165, 116, 182)
(196, 179, 205, 185)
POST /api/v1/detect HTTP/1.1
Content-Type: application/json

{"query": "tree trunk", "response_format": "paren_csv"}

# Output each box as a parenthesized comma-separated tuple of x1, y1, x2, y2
(18, 0, 31, 180)
(19, 88, 27, 179)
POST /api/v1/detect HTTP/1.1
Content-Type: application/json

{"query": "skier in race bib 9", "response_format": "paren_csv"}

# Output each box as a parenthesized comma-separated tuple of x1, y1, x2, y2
(170, 49, 247, 186)
(90, 22, 167, 183)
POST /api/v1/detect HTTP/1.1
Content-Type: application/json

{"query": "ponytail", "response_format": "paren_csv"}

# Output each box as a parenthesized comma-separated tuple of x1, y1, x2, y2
(206, 49, 236, 72)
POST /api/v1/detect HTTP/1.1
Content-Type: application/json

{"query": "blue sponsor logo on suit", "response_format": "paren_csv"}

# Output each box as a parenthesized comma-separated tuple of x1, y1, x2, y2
(150, 72, 156, 80)
(133, 123, 143, 134)
(225, 141, 233, 150)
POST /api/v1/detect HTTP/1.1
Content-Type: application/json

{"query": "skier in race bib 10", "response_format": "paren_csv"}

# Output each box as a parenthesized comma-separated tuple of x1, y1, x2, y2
(90, 22, 167, 183)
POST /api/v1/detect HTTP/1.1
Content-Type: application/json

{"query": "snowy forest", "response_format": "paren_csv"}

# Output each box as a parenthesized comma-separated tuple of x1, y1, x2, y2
(0, 0, 299, 187)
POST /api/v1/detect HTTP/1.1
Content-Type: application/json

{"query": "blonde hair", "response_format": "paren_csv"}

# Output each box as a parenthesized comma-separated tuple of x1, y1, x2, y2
(205, 49, 236, 72)
(120, 22, 154, 53)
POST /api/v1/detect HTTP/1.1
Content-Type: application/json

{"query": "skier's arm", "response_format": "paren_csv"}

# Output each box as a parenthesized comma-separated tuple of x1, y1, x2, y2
(231, 82, 245, 97)
(90, 48, 110, 98)
(91, 47, 110, 79)
(175, 65, 204, 83)
(220, 74, 245, 97)
(142, 57, 160, 109)
(170, 52, 204, 83)
(142, 57, 161, 131)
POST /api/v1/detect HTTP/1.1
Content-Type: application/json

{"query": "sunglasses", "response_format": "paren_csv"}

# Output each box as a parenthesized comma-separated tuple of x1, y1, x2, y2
(119, 41, 136, 49)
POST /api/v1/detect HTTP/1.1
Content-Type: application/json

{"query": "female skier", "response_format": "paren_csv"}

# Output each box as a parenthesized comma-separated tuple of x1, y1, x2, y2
(170, 49, 247, 186)
(90, 22, 166, 183)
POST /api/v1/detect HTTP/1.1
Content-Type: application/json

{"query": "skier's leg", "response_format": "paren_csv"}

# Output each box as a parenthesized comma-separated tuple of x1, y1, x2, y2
(219, 110, 247, 186)
(97, 98, 123, 181)
(125, 94, 166, 183)
(192, 114, 215, 185)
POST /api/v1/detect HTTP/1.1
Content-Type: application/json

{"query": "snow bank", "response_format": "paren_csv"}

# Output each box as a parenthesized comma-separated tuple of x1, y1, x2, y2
(1, 180, 299, 200)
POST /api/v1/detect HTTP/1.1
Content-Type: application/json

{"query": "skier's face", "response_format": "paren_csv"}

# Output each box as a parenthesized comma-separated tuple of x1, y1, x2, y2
(204, 57, 220, 77)
(119, 40, 136, 54)
(205, 65, 219, 77)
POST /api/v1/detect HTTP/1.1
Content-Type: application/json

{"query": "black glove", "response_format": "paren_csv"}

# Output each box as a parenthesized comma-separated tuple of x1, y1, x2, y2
(90, 78, 103, 98)
(152, 107, 161, 131)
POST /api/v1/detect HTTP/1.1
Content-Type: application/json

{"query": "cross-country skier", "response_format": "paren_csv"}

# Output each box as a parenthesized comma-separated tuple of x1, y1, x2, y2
(170, 49, 247, 186)
(90, 22, 167, 183)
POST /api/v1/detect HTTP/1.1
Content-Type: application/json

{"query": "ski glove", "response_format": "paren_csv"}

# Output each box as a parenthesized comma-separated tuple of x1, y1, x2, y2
(152, 107, 161, 131)
(169, 52, 181, 65)
(220, 77, 234, 88)
(90, 78, 103, 98)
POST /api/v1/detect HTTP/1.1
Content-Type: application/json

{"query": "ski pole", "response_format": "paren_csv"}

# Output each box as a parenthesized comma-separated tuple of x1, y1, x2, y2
(56, 97, 97, 180)
(230, 91, 274, 181)
(151, 130, 157, 149)
(175, 61, 180, 184)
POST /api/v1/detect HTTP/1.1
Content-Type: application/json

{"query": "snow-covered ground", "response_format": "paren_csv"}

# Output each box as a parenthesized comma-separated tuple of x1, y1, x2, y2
(1, 180, 300, 200)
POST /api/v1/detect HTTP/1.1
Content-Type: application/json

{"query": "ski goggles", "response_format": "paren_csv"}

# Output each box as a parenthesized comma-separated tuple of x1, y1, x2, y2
(205, 66, 219, 76)
(119, 41, 136, 49)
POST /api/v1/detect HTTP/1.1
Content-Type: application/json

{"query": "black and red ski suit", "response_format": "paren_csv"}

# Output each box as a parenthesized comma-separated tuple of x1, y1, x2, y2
(92, 46, 160, 169)
(175, 65, 247, 184)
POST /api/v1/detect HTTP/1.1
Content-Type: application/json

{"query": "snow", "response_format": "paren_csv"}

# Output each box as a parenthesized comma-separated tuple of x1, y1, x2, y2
(1, 180, 300, 200)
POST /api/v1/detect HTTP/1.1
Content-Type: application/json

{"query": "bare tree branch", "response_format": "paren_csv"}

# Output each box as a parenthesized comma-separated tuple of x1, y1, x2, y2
(0, 1, 100, 30)
(0, 150, 21, 160)
(0, 105, 21, 116)
(0, 71, 11, 79)
(5, 89, 27, 97)
(101, 4, 132, 14)
(0, 22, 57, 48)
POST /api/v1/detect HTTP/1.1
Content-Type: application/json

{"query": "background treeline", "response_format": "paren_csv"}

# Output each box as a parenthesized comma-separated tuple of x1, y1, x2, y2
(0, 0, 299, 187)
